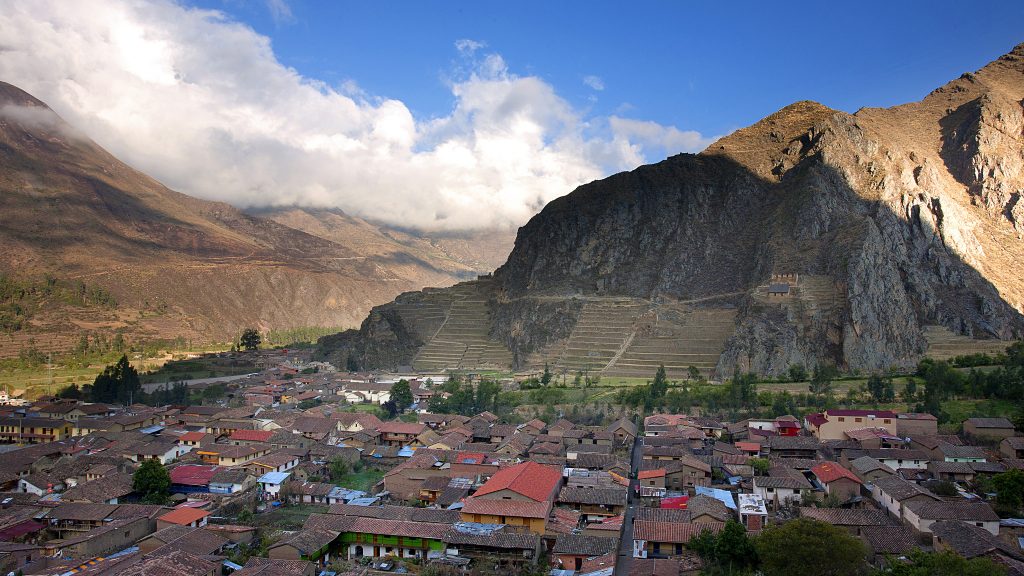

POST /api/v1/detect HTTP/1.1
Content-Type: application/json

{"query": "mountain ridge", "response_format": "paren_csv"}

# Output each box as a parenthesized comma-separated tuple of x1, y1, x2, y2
(318, 43, 1024, 377)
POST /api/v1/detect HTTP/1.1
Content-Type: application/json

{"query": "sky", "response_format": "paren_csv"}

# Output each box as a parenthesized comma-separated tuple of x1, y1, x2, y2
(0, 0, 1021, 231)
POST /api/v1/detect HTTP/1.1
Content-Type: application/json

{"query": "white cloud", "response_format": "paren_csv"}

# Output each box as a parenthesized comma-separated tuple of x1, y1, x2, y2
(582, 75, 605, 91)
(265, 0, 294, 24)
(0, 0, 712, 231)
(454, 38, 485, 55)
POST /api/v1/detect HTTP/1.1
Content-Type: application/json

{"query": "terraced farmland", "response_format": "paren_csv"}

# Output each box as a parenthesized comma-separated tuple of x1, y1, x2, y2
(604, 305, 737, 379)
(410, 280, 512, 372)
(551, 300, 647, 375)
(922, 325, 1014, 361)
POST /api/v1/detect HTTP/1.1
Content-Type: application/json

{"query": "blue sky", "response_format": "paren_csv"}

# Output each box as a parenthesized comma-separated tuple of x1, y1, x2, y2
(190, 0, 1024, 137)
(2, 0, 1021, 230)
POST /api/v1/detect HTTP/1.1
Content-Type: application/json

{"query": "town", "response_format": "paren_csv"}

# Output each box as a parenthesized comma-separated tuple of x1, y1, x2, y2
(0, 345, 1021, 576)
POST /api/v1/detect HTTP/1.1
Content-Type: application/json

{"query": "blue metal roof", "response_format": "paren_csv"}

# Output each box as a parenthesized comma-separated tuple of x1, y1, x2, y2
(257, 471, 291, 485)
(695, 486, 738, 510)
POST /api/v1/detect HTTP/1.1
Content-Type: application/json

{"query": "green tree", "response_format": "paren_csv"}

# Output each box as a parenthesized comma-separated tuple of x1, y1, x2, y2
(810, 364, 839, 396)
(755, 518, 866, 576)
(91, 355, 141, 405)
(650, 365, 669, 400)
(239, 328, 261, 351)
(132, 459, 171, 504)
(788, 363, 808, 382)
(389, 379, 414, 412)
(872, 549, 1005, 576)
(328, 458, 350, 482)
(57, 383, 82, 400)
(903, 379, 918, 401)
(991, 469, 1024, 517)
(750, 457, 770, 476)
(541, 363, 553, 386)
(687, 365, 702, 381)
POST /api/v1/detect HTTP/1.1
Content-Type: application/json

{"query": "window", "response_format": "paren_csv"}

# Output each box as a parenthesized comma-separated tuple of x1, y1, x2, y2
(975, 522, 983, 527)
(883, 419, 891, 424)
(855, 418, 862, 423)
(838, 417, 845, 422)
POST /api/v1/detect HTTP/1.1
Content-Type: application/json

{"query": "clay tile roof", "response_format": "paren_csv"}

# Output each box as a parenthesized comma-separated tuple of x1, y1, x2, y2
(903, 500, 1000, 522)
(633, 520, 724, 544)
(811, 461, 862, 485)
(473, 461, 561, 502)
(230, 430, 274, 442)
(797, 507, 894, 526)
(873, 475, 938, 501)
(377, 421, 427, 435)
(558, 486, 627, 507)
(860, 525, 920, 555)
(460, 497, 552, 519)
(552, 534, 618, 556)
(158, 507, 211, 526)
(965, 417, 1014, 429)
(638, 469, 666, 479)
(169, 465, 222, 486)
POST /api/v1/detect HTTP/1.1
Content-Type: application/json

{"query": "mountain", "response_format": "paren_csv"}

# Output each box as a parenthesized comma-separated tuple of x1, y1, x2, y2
(0, 81, 508, 357)
(317, 43, 1024, 378)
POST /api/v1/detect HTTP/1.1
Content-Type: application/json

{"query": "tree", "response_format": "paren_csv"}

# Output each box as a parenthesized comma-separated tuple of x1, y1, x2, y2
(687, 365, 701, 381)
(239, 328, 261, 351)
(389, 379, 413, 413)
(133, 459, 171, 504)
(755, 517, 867, 576)
(872, 549, 1006, 576)
(810, 364, 839, 396)
(688, 521, 757, 575)
(91, 355, 141, 405)
(57, 383, 82, 400)
(903, 379, 918, 402)
(788, 363, 809, 382)
(650, 365, 669, 400)
(328, 458, 350, 482)
(541, 363, 553, 386)
(750, 457, 770, 476)
(991, 469, 1024, 517)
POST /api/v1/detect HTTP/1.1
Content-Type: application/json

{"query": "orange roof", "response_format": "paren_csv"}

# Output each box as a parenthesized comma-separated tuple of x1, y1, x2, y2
(229, 429, 274, 442)
(811, 461, 862, 485)
(473, 461, 561, 502)
(178, 432, 207, 442)
(735, 442, 761, 452)
(638, 469, 666, 479)
(158, 507, 211, 525)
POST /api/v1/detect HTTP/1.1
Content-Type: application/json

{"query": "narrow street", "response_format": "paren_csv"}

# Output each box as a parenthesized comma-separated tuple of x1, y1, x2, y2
(615, 416, 643, 576)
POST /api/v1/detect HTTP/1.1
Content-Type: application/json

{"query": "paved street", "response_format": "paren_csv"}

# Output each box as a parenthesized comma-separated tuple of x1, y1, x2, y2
(615, 416, 643, 576)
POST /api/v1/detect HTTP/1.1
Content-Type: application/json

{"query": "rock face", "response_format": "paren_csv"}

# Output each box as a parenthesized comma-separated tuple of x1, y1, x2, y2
(318, 44, 1024, 377)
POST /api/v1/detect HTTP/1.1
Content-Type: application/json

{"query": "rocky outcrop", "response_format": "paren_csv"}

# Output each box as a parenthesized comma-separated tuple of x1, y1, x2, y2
(320, 44, 1024, 377)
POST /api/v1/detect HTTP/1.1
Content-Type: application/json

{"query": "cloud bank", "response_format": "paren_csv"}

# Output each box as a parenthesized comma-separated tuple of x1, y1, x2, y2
(0, 0, 717, 231)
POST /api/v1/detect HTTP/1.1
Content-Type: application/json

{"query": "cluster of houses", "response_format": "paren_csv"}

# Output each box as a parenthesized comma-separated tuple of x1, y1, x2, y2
(1, 358, 1023, 576)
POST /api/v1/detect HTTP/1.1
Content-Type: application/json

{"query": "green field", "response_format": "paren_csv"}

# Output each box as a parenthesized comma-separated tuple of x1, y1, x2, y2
(253, 504, 327, 530)
(334, 468, 385, 493)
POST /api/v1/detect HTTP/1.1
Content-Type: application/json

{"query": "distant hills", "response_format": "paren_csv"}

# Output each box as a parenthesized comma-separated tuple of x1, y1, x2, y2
(318, 43, 1024, 378)
(0, 81, 512, 358)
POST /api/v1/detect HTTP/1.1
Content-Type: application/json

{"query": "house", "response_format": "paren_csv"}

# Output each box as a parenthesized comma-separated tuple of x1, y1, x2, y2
(895, 413, 938, 437)
(268, 526, 342, 564)
(557, 486, 627, 520)
(195, 444, 269, 467)
(752, 469, 812, 510)
(377, 422, 427, 447)
(638, 469, 666, 490)
(765, 435, 822, 459)
(928, 461, 976, 483)
(931, 520, 1023, 567)
(797, 507, 896, 536)
(209, 468, 254, 494)
(157, 507, 211, 530)
(459, 461, 562, 534)
(811, 461, 863, 503)
(1000, 436, 1024, 460)
(170, 465, 222, 493)
(633, 520, 723, 558)
(737, 493, 768, 532)
(229, 429, 275, 445)
(902, 500, 1000, 535)
(247, 451, 300, 475)
(804, 409, 898, 441)
(871, 475, 939, 519)
(232, 558, 316, 576)
(0, 417, 72, 444)
(938, 444, 987, 463)
(963, 418, 1016, 441)
(258, 471, 292, 500)
(442, 522, 542, 567)
(854, 448, 929, 471)
(850, 456, 896, 485)
(552, 534, 618, 571)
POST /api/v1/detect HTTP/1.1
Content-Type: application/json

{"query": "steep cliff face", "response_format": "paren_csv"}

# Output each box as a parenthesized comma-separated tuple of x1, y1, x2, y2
(320, 44, 1024, 377)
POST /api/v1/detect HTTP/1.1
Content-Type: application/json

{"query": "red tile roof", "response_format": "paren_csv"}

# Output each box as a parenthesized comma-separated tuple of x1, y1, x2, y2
(158, 507, 211, 525)
(178, 432, 208, 443)
(638, 469, 665, 480)
(230, 430, 274, 442)
(811, 462, 862, 485)
(805, 413, 827, 428)
(169, 465, 222, 486)
(826, 409, 898, 418)
(473, 461, 561, 502)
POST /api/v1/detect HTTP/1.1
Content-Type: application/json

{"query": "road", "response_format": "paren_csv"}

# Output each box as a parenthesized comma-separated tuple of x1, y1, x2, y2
(140, 373, 253, 393)
(615, 416, 643, 576)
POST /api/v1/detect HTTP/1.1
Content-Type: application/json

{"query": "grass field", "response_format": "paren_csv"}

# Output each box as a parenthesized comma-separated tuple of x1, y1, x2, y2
(253, 504, 327, 530)
(334, 468, 385, 493)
